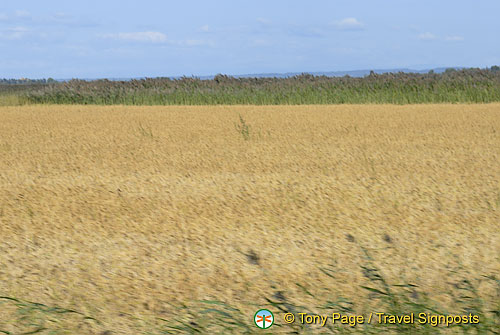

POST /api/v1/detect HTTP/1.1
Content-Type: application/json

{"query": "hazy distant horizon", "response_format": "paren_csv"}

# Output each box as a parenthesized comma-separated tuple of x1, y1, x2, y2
(6, 66, 477, 81)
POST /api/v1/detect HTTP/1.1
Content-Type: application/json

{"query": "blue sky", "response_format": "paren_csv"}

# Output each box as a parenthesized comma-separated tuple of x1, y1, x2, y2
(1, 0, 499, 78)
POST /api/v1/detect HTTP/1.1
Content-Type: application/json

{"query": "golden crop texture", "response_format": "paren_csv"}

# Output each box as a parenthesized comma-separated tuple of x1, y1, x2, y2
(0, 104, 499, 334)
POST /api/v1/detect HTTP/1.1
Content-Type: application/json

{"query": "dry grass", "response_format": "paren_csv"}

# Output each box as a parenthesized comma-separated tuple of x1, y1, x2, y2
(0, 104, 499, 334)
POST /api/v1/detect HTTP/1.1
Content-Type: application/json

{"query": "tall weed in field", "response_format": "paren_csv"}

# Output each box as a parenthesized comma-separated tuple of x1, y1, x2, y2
(235, 114, 250, 141)
(0, 296, 100, 334)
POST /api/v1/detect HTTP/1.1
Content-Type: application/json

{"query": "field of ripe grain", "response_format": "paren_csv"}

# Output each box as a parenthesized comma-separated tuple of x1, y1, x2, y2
(0, 104, 499, 334)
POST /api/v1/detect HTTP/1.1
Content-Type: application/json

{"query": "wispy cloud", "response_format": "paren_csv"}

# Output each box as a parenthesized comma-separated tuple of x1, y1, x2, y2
(256, 17, 271, 24)
(44, 13, 100, 28)
(101, 31, 168, 43)
(100, 31, 215, 48)
(417, 32, 462, 41)
(0, 26, 31, 40)
(15, 10, 31, 19)
(332, 17, 364, 31)
(200, 25, 210, 32)
(182, 39, 215, 47)
(48, 12, 75, 24)
(249, 39, 272, 47)
(0, 10, 98, 28)
(445, 35, 464, 41)
(418, 32, 437, 40)
(287, 24, 324, 38)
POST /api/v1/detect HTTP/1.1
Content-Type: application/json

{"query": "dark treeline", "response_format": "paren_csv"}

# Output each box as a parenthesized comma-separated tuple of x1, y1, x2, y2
(6, 67, 500, 105)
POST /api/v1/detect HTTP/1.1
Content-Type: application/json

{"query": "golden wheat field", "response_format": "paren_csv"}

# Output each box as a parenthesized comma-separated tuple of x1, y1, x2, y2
(0, 104, 499, 334)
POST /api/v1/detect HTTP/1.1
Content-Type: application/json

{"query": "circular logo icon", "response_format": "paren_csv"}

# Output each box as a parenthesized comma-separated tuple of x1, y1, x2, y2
(254, 309, 274, 329)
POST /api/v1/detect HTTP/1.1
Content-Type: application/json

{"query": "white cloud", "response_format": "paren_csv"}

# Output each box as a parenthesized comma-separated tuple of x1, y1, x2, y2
(445, 35, 464, 41)
(0, 13, 7, 21)
(102, 31, 167, 43)
(418, 32, 437, 40)
(332, 17, 364, 30)
(200, 24, 210, 32)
